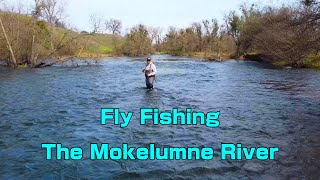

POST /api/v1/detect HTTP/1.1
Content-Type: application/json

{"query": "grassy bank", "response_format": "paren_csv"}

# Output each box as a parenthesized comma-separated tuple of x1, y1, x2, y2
(0, 11, 124, 67)
(244, 53, 320, 69)
(77, 34, 124, 57)
(160, 51, 233, 61)
(300, 52, 320, 69)
(271, 53, 320, 69)
(188, 52, 232, 61)
(52, 27, 124, 59)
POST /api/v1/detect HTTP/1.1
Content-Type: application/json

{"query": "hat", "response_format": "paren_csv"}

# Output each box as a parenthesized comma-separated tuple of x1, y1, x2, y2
(147, 57, 151, 61)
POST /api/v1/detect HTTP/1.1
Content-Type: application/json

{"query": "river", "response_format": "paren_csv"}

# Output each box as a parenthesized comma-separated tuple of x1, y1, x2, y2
(0, 55, 319, 179)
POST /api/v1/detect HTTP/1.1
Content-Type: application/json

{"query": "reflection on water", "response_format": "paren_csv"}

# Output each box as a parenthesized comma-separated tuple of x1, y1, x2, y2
(0, 55, 319, 179)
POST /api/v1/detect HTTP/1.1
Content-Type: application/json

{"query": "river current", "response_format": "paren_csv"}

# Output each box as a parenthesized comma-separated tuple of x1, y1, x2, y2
(0, 55, 319, 179)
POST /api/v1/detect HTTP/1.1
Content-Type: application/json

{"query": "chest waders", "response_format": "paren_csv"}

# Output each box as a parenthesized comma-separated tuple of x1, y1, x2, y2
(145, 64, 155, 89)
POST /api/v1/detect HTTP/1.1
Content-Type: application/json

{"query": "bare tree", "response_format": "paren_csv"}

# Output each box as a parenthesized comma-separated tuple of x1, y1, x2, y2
(30, 0, 42, 67)
(148, 27, 161, 43)
(202, 19, 221, 59)
(0, 0, 20, 67)
(249, 6, 320, 67)
(149, 27, 163, 51)
(40, 0, 65, 26)
(298, 0, 320, 26)
(32, 0, 42, 19)
(226, 11, 243, 57)
(303, 0, 319, 6)
(89, 14, 103, 34)
(191, 22, 203, 51)
(105, 18, 122, 35)
(38, 0, 65, 50)
(0, 18, 17, 67)
(29, 0, 80, 67)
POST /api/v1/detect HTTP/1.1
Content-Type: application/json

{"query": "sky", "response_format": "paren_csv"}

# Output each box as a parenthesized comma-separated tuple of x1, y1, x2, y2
(5, 0, 297, 33)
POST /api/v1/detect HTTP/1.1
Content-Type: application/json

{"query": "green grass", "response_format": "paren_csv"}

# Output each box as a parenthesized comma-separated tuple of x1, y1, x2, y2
(80, 34, 124, 55)
(271, 52, 320, 69)
(303, 57, 320, 69)
(272, 60, 290, 67)
(98, 46, 113, 54)
(18, 64, 28, 68)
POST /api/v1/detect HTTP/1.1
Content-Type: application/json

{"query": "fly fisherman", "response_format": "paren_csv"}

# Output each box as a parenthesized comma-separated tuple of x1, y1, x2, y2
(142, 57, 157, 89)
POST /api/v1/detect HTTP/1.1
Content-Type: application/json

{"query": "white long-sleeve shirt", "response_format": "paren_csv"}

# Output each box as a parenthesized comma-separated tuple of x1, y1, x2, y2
(144, 63, 157, 76)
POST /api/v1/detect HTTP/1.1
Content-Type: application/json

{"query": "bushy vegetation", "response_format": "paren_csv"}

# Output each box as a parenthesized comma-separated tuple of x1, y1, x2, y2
(159, 0, 320, 67)
(238, 1, 320, 67)
(122, 0, 320, 68)
(0, 0, 319, 68)
(160, 22, 236, 59)
(0, 0, 122, 68)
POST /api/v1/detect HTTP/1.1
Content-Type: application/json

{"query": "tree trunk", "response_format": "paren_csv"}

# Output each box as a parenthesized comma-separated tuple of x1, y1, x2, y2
(218, 47, 222, 61)
(236, 41, 241, 58)
(0, 18, 17, 67)
(49, 26, 55, 51)
(31, 33, 37, 67)
(112, 35, 118, 51)
(77, 47, 84, 57)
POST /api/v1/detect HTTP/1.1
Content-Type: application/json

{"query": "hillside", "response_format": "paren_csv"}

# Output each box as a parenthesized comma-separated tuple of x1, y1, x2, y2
(0, 11, 124, 67)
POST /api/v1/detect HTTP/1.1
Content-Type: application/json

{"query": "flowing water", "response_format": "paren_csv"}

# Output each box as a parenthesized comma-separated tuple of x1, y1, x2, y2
(0, 55, 319, 179)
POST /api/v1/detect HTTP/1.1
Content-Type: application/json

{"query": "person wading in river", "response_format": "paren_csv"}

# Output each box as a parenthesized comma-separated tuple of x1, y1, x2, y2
(142, 57, 157, 89)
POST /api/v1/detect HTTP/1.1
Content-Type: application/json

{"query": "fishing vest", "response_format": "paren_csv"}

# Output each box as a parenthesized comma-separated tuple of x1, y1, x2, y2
(145, 63, 155, 78)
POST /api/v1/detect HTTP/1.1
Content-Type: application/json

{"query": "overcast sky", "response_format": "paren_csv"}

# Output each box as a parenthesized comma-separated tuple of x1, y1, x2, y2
(5, 0, 297, 33)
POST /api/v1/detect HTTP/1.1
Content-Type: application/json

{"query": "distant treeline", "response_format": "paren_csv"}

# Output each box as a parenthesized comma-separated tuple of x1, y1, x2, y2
(123, 0, 320, 67)
(0, 0, 319, 68)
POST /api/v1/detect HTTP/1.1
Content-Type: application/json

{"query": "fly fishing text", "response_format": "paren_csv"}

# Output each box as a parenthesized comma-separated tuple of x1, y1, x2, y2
(100, 108, 220, 128)
(41, 108, 281, 161)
